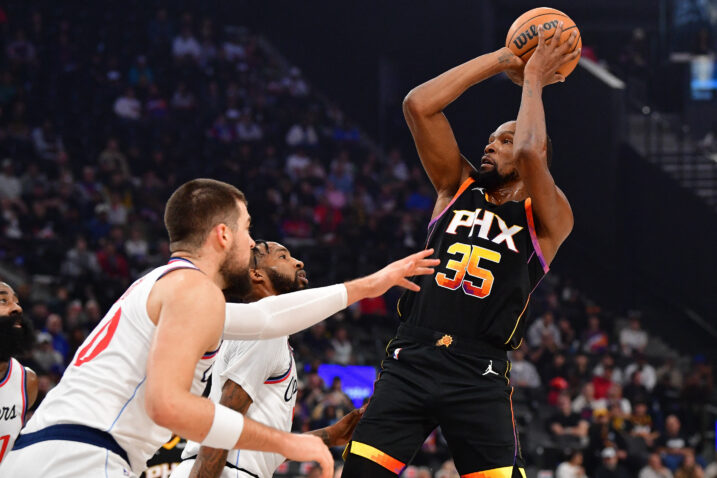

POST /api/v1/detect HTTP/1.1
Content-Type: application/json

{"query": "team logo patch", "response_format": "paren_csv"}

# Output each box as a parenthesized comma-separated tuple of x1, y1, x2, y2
(392, 348, 402, 360)
(435, 335, 453, 347)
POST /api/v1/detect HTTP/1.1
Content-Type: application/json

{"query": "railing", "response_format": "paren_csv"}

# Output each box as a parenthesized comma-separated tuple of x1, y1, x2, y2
(627, 103, 717, 214)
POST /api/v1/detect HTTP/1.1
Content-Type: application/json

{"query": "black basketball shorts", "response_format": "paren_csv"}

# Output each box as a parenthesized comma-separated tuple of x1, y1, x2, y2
(344, 338, 526, 477)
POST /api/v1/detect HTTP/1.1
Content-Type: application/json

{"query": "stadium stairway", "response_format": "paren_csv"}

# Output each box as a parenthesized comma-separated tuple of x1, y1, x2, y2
(627, 111, 717, 213)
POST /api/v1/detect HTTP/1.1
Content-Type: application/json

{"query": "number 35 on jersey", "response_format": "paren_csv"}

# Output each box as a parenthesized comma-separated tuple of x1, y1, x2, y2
(435, 208, 523, 299)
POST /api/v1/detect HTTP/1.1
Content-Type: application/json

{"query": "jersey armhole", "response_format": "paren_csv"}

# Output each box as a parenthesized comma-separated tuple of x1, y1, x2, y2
(155, 265, 202, 282)
(22, 365, 28, 421)
(427, 176, 475, 231)
(524, 198, 549, 274)
(145, 265, 204, 328)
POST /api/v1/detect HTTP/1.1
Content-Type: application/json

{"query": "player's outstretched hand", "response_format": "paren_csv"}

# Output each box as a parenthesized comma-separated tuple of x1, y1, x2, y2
(327, 406, 366, 447)
(282, 434, 334, 478)
(344, 249, 439, 305)
(524, 22, 581, 86)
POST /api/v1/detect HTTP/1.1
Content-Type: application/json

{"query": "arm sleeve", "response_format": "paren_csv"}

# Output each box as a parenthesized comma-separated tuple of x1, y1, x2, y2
(223, 284, 348, 340)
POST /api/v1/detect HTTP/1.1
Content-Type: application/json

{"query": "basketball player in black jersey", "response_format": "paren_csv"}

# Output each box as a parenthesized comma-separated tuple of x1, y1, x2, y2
(343, 24, 579, 478)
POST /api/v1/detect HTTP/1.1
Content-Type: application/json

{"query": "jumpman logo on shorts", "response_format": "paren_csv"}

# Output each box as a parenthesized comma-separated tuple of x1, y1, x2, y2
(482, 360, 500, 376)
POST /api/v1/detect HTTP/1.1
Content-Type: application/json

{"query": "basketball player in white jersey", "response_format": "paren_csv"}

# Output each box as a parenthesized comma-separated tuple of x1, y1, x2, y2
(172, 240, 364, 478)
(0, 282, 38, 466)
(3, 179, 438, 478)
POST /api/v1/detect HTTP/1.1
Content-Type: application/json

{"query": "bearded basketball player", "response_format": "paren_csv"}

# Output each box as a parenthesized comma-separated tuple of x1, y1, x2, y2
(343, 24, 579, 478)
(173, 241, 363, 478)
(0, 281, 38, 466)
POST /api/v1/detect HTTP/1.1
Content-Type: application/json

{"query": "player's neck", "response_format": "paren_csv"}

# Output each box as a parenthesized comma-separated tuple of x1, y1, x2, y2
(169, 251, 225, 288)
(485, 181, 526, 205)
(0, 360, 9, 378)
(243, 285, 276, 303)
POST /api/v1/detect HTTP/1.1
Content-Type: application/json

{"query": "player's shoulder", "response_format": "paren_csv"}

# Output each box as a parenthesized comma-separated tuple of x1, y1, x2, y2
(152, 266, 221, 301)
(23, 366, 39, 406)
(147, 266, 223, 324)
(23, 365, 37, 381)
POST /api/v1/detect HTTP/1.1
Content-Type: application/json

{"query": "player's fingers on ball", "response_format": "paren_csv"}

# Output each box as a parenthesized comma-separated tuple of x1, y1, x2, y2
(560, 31, 578, 54)
(569, 30, 579, 49)
(553, 21, 564, 43)
(537, 25, 545, 45)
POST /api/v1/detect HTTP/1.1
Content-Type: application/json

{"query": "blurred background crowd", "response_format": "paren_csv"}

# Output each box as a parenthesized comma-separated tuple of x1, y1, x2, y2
(0, 2, 714, 477)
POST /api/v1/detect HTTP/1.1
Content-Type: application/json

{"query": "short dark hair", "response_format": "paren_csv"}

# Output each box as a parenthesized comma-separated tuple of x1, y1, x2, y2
(164, 179, 247, 252)
(251, 239, 270, 268)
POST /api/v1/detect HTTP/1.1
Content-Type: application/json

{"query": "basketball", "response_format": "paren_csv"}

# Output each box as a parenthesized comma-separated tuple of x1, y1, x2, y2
(506, 7, 582, 77)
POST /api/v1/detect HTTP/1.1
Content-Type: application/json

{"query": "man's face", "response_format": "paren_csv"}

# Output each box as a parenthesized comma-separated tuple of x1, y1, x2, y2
(666, 416, 680, 434)
(219, 201, 255, 299)
(0, 282, 34, 361)
(0, 283, 22, 318)
(473, 121, 519, 190)
(558, 394, 571, 413)
(254, 241, 307, 295)
(604, 456, 618, 470)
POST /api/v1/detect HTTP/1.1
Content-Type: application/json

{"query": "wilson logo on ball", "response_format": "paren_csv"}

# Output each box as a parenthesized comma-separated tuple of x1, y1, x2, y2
(512, 19, 559, 49)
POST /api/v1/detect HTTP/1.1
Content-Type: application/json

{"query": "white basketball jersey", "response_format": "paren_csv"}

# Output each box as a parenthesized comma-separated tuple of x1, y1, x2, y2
(0, 358, 27, 465)
(21, 258, 218, 474)
(181, 337, 297, 477)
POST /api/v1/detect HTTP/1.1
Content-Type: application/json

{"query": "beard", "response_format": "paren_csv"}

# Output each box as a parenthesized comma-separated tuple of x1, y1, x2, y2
(0, 314, 35, 361)
(219, 241, 253, 302)
(265, 268, 306, 295)
(471, 166, 518, 191)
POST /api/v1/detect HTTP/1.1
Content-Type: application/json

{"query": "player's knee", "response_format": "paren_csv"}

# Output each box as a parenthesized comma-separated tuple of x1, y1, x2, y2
(342, 453, 399, 478)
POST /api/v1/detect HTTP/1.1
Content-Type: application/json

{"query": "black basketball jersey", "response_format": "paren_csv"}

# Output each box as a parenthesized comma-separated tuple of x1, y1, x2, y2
(397, 177, 549, 350)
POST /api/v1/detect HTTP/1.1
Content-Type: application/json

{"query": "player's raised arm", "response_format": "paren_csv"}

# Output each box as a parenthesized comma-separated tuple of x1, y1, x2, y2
(403, 48, 524, 203)
(513, 23, 580, 264)
(223, 249, 439, 340)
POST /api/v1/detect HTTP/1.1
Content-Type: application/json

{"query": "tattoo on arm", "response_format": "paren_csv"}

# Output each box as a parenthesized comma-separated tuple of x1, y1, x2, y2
(524, 80, 533, 98)
(221, 380, 253, 414)
(191, 448, 230, 478)
(306, 427, 332, 447)
(188, 380, 253, 478)
(497, 52, 513, 64)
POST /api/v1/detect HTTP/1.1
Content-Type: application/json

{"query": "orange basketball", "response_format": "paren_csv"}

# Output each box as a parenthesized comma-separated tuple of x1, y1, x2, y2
(505, 7, 582, 77)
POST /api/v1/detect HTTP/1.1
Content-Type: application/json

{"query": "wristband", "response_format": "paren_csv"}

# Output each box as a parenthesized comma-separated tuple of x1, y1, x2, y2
(201, 403, 244, 449)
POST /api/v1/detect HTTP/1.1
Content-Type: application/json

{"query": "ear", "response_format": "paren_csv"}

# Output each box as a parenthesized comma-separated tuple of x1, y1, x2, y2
(215, 224, 231, 249)
(249, 268, 265, 284)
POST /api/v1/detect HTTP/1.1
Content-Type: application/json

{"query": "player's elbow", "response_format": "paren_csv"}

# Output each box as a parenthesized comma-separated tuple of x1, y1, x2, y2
(402, 90, 428, 118)
(145, 389, 180, 428)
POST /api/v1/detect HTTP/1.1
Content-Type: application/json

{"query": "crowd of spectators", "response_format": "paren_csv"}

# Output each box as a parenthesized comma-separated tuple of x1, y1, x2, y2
(0, 4, 714, 477)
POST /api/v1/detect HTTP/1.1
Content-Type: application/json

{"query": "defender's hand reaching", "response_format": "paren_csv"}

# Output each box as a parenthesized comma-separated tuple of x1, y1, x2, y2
(345, 249, 440, 305)
(281, 434, 334, 478)
(326, 407, 365, 447)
